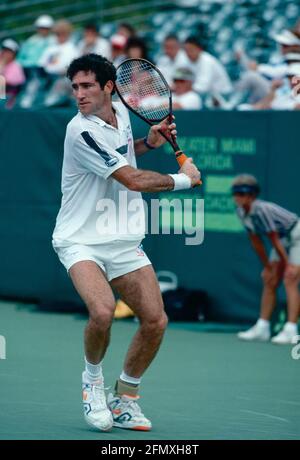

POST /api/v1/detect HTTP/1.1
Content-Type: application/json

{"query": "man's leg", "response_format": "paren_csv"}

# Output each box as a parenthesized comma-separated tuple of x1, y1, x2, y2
(110, 264, 168, 378)
(272, 265, 300, 344)
(69, 261, 116, 364)
(260, 261, 284, 320)
(238, 261, 283, 341)
(107, 264, 167, 430)
(69, 260, 116, 431)
(283, 265, 300, 323)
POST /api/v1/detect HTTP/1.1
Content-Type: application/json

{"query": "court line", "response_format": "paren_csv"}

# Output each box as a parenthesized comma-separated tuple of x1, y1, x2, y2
(241, 409, 290, 423)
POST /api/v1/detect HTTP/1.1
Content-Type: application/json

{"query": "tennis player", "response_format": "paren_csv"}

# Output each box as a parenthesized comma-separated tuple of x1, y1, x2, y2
(232, 174, 300, 344)
(52, 54, 201, 432)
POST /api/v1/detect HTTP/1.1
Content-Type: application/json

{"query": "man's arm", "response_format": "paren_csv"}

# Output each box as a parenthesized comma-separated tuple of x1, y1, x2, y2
(112, 158, 200, 192)
(267, 231, 289, 266)
(134, 118, 177, 157)
(249, 233, 270, 267)
(134, 138, 152, 156)
(112, 165, 174, 192)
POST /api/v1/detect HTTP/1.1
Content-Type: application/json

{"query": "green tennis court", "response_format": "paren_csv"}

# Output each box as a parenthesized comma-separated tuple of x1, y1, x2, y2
(0, 300, 299, 440)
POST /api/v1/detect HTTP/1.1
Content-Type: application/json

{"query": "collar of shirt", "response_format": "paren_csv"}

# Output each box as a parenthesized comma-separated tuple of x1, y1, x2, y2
(82, 102, 126, 131)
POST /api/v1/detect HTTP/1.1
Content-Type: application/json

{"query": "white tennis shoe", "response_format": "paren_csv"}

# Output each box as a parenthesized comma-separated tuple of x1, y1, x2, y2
(237, 324, 270, 342)
(271, 323, 298, 344)
(82, 372, 113, 431)
(107, 393, 152, 431)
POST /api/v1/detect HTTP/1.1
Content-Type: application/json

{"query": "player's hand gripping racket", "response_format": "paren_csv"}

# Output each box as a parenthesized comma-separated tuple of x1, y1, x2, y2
(115, 58, 201, 185)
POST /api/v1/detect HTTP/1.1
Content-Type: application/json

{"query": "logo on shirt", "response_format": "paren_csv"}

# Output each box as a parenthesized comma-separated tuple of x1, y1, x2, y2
(105, 157, 118, 167)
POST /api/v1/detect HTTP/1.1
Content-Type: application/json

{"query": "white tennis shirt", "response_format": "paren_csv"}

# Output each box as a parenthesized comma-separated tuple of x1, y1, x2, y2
(52, 102, 145, 247)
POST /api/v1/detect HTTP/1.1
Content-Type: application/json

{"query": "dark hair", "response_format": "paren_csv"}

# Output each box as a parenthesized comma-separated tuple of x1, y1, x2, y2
(184, 35, 203, 49)
(165, 34, 179, 42)
(117, 22, 135, 36)
(125, 36, 148, 59)
(67, 53, 116, 91)
(83, 23, 99, 33)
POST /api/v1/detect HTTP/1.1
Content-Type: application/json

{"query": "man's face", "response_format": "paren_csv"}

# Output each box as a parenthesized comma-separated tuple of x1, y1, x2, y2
(37, 27, 51, 37)
(233, 193, 254, 208)
(71, 71, 107, 115)
(84, 29, 98, 46)
(164, 39, 180, 59)
(184, 43, 201, 62)
(54, 28, 69, 44)
(174, 79, 192, 95)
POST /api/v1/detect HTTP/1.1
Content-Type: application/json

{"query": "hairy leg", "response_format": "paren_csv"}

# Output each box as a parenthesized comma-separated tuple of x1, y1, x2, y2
(283, 265, 300, 323)
(111, 265, 168, 378)
(260, 261, 284, 320)
(69, 261, 116, 364)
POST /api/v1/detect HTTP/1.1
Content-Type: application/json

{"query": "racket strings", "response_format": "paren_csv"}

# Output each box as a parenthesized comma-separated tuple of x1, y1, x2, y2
(116, 60, 170, 121)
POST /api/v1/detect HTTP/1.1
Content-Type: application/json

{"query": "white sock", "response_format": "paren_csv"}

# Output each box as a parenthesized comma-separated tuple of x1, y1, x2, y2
(256, 318, 270, 329)
(84, 357, 103, 382)
(120, 371, 141, 386)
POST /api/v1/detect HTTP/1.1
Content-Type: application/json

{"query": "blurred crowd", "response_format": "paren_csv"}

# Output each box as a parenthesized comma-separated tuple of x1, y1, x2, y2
(1, 13, 300, 110)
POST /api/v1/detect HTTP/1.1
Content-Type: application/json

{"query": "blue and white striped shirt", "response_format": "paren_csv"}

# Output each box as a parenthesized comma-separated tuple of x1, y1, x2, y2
(237, 199, 298, 237)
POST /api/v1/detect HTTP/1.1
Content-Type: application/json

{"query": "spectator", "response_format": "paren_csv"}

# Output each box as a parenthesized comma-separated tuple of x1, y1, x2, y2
(116, 22, 136, 39)
(110, 34, 127, 67)
(156, 35, 187, 86)
(125, 37, 148, 60)
(257, 29, 300, 80)
(0, 39, 25, 107)
(77, 23, 111, 59)
(253, 63, 300, 110)
(172, 67, 202, 109)
(182, 36, 232, 95)
(234, 29, 300, 105)
(18, 15, 55, 69)
(39, 20, 77, 75)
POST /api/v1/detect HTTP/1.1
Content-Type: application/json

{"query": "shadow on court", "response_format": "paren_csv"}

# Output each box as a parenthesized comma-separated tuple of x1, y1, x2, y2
(0, 301, 299, 440)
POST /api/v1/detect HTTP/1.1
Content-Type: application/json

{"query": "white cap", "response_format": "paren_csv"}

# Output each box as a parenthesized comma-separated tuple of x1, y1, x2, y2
(273, 29, 300, 46)
(285, 53, 300, 62)
(286, 63, 300, 76)
(34, 15, 54, 29)
(173, 67, 195, 82)
(1, 38, 19, 53)
(111, 34, 127, 49)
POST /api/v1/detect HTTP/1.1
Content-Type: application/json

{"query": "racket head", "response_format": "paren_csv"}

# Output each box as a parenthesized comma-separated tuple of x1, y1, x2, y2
(115, 58, 172, 124)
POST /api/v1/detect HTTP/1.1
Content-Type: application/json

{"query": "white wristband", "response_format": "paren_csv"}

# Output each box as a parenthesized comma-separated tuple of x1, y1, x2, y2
(168, 173, 192, 191)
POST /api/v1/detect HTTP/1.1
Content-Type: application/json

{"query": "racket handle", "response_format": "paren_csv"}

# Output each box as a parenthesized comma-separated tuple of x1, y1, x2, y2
(175, 150, 202, 186)
(175, 150, 188, 167)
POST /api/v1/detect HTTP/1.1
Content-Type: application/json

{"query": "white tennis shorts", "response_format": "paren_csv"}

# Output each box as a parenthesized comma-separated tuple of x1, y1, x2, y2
(269, 220, 300, 265)
(53, 239, 151, 281)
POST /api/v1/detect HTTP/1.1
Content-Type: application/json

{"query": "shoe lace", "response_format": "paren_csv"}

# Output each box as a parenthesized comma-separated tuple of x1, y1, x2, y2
(92, 383, 109, 410)
(121, 397, 144, 417)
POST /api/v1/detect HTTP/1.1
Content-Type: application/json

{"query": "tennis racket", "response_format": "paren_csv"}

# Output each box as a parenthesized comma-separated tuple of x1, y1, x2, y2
(115, 58, 201, 185)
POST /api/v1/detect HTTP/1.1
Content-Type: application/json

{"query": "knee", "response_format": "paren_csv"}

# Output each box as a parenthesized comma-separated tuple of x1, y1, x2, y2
(88, 304, 114, 332)
(142, 312, 168, 335)
(283, 273, 298, 288)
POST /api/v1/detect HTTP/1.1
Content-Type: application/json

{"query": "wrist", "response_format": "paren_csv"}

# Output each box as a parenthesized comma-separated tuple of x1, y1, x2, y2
(168, 173, 192, 191)
(143, 136, 155, 150)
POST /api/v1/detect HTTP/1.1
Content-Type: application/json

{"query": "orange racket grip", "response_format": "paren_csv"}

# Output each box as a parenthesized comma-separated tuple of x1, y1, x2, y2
(175, 150, 202, 186)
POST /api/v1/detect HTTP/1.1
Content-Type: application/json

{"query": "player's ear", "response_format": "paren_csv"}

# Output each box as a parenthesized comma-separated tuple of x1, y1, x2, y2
(104, 80, 114, 94)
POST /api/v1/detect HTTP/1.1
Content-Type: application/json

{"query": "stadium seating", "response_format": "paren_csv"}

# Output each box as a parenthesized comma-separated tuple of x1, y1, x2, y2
(1, 0, 300, 109)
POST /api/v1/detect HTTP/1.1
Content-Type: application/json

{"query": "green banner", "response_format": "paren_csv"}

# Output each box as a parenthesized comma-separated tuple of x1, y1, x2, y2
(0, 109, 299, 322)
